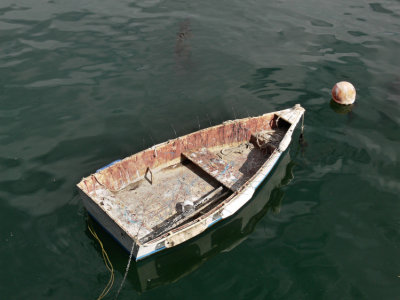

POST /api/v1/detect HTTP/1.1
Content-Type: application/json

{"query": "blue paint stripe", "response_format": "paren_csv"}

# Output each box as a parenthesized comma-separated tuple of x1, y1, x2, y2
(96, 159, 121, 173)
(207, 217, 222, 228)
(136, 246, 166, 261)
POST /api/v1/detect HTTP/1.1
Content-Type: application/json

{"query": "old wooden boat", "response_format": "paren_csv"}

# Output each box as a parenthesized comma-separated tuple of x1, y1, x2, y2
(77, 104, 305, 260)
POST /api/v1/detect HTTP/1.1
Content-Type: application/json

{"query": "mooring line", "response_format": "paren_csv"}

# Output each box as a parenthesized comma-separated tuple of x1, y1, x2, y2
(115, 210, 146, 299)
(88, 224, 115, 300)
(114, 241, 135, 300)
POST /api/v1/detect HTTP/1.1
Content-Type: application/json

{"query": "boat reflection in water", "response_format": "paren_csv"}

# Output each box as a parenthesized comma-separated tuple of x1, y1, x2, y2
(88, 151, 294, 292)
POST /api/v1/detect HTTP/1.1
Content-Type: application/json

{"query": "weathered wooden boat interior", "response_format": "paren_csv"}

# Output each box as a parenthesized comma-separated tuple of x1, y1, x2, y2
(78, 113, 291, 245)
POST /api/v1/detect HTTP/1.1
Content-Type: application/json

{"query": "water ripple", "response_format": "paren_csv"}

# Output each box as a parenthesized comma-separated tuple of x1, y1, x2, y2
(1, 0, 400, 298)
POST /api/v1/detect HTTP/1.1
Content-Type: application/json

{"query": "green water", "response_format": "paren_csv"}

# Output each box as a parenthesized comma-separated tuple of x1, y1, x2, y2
(1, 0, 400, 299)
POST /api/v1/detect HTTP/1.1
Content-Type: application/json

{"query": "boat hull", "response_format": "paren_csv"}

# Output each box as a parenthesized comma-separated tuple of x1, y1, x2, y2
(77, 104, 305, 260)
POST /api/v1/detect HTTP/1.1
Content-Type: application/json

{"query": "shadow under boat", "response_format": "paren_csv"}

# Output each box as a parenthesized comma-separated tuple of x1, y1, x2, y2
(87, 151, 295, 293)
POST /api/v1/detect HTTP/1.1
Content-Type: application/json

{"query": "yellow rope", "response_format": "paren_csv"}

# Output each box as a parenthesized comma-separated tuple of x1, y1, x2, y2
(88, 224, 115, 300)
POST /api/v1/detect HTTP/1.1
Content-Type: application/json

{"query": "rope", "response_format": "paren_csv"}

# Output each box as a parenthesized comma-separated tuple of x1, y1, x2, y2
(254, 130, 284, 149)
(114, 242, 136, 299)
(88, 224, 115, 300)
(115, 218, 144, 299)
(299, 111, 305, 144)
(218, 142, 253, 157)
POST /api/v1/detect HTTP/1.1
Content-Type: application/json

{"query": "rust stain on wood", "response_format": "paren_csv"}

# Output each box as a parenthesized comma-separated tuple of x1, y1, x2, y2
(78, 113, 276, 194)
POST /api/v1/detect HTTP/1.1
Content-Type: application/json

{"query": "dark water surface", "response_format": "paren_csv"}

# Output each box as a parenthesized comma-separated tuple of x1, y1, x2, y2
(1, 0, 400, 299)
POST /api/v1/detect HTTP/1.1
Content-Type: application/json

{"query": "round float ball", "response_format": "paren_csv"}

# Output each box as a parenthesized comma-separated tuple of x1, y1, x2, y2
(331, 81, 356, 105)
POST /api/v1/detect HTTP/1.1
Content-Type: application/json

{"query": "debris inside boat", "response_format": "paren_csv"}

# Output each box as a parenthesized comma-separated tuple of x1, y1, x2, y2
(77, 104, 305, 260)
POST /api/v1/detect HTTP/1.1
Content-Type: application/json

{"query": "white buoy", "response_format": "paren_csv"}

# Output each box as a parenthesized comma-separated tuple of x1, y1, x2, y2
(331, 81, 356, 105)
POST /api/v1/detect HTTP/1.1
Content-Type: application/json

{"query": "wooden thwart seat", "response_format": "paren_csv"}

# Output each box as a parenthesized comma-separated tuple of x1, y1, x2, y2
(183, 148, 243, 191)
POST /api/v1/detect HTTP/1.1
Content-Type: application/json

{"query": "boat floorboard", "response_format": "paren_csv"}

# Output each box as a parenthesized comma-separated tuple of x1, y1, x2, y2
(183, 148, 243, 191)
(92, 162, 220, 240)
